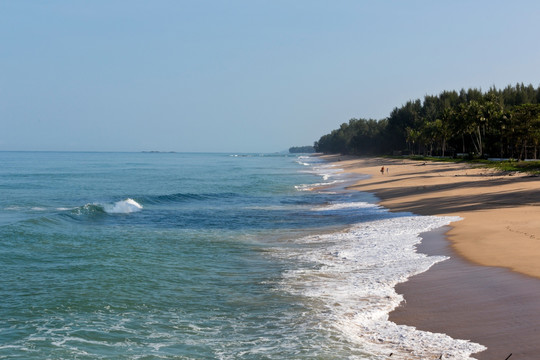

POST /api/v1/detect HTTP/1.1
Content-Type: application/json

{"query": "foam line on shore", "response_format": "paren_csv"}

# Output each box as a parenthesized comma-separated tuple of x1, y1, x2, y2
(283, 156, 487, 358)
(320, 154, 540, 358)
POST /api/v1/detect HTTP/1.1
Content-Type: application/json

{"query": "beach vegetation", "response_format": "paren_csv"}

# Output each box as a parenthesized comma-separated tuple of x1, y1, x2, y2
(315, 83, 540, 162)
(477, 158, 540, 174)
(390, 155, 540, 174)
(289, 145, 315, 153)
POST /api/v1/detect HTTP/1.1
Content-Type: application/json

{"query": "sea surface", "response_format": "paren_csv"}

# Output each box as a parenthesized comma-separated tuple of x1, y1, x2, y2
(0, 152, 485, 359)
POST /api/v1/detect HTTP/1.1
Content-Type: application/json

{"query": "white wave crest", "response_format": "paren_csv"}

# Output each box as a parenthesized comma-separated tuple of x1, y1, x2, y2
(103, 198, 143, 214)
(295, 180, 344, 192)
(311, 201, 380, 211)
(276, 214, 485, 358)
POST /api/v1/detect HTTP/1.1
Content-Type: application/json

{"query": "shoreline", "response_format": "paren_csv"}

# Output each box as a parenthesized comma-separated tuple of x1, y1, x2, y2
(321, 154, 540, 358)
(323, 154, 540, 278)
(392, 228, 540, 359)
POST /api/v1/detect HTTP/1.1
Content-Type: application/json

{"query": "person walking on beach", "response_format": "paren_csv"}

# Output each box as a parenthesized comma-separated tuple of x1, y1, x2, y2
(380, 166, 384, 175)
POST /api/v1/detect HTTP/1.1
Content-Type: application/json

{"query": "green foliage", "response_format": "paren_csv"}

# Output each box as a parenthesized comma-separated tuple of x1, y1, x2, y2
(315, 83, 540, 160)
(487, 160, 540, 174)
(314, 118, 385, 155)
(289, 145, 315, 153)
(392, 155, 540, 174)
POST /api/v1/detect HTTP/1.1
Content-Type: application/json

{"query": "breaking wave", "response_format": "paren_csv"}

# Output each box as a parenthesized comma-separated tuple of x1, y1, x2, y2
(103, 198, 143, 214)
(67, 198, 143, 217)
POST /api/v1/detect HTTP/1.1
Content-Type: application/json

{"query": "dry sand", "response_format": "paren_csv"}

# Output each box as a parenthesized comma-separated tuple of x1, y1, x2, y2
(323, 155, 540, 359)
(327, 155, 540, 278)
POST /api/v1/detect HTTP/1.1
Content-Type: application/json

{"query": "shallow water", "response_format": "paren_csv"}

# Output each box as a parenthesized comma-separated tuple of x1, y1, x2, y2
(0, 152, 483, 359)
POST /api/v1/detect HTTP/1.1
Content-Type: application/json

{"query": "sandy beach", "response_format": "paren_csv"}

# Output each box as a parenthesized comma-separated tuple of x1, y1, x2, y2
(324, 155, 540, 358)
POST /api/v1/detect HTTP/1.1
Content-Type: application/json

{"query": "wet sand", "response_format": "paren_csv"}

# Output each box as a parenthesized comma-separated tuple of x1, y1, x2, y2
(391, 228, 540, 359)
(322, 155, 540, 358)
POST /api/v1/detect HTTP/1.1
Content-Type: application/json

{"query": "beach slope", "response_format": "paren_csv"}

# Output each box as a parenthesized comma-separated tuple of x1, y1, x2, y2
(325, 155, 540, 359)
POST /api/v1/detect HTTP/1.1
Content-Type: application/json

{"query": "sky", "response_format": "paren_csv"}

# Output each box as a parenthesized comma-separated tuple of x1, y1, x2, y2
(2, 1, 540, 153)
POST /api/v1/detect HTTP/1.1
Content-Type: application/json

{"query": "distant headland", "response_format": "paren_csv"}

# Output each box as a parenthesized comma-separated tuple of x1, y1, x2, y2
(142, 151, 177, 153)
(289, 145, 315, 153)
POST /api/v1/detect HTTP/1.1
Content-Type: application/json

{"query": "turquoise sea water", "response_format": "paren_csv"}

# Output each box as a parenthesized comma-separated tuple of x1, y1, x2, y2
(0, 152, 484, 359)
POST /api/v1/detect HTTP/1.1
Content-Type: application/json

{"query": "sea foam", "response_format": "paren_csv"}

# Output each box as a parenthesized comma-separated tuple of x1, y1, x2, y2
(282, 157, 486, 359)
(103, 198, 143, 214)
(279, 212, 484, 358)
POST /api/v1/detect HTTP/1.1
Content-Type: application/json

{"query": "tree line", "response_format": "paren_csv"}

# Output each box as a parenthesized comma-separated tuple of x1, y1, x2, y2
(314, 83, 540, 160)
(289, 145, 315, 153)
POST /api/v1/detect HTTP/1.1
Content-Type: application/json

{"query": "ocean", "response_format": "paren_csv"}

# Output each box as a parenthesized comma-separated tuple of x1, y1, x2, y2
(0, 152, 484, 359)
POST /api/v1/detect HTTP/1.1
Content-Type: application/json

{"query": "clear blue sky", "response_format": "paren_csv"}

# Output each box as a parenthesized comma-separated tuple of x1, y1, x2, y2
(2, 1, 540, 152)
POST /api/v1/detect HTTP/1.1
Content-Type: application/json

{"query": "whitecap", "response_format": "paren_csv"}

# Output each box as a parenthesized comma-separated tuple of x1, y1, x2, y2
(311, 201, 380, 211)
(103, 198, 143, 214)
(295, 180, 343, 191)
(4, 206, 22, 211)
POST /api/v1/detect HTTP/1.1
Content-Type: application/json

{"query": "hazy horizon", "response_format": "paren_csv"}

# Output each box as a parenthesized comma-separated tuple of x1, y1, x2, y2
(0, 149, 296, 154)
(2, 1, 540, 153)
